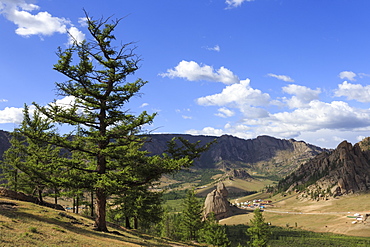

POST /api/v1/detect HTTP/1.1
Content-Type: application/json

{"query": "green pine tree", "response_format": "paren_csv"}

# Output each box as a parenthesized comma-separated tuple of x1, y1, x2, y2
(246, 208, 271, 247)
(199, 212, 231, 247)
(180, 189, 203, 241)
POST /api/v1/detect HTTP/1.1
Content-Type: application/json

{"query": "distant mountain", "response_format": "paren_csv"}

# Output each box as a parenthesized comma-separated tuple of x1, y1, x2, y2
(0, 130, 327, 178)
(276, 137, 370, 199)
(0, 130, 11, 160)
(143, 134, 327, 177)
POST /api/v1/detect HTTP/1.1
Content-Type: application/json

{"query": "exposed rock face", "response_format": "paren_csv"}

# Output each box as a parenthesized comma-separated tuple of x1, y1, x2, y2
(142, 134, 326, 177)
(203, 182, 232, 220)
(227, 168, 253, 180)
(278, 140, 370, 199)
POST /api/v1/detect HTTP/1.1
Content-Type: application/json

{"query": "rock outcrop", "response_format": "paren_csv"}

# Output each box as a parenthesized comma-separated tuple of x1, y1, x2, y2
(227, 168, 253, 180)
(277, 139, 370, 199)
(203, 182, 232, 220)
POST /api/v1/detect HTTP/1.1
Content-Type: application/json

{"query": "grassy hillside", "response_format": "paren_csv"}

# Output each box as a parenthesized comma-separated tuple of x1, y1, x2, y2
(223, 192, 370, 238)
(0, 197, 200, 247)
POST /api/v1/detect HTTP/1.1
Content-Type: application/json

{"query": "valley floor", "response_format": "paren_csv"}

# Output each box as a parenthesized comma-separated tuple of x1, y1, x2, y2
(222, 192, 370, 237)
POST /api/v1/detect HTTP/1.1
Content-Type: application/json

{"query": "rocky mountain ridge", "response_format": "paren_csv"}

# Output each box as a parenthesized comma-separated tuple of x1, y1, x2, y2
(0, 130, 327, 178)
(144, 134, 327, 177)
(277, 137, 370, 199)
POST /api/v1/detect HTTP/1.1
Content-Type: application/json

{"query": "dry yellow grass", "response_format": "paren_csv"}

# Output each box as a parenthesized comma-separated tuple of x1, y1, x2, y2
(221, 192, 370, 238)
(0, 197, 200, 247)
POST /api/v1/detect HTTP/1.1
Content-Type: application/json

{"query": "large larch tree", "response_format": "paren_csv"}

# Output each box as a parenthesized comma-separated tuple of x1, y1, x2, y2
(29, 12, 194, 231)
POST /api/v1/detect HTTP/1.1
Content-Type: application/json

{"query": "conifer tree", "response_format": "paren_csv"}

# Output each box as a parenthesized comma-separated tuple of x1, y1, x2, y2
(199, 212, 231, 247)
(27, 12, 204, 232)
(180, 189, 203, 241)
(247, 208, 271, 247)
(2, 106, 61, 202)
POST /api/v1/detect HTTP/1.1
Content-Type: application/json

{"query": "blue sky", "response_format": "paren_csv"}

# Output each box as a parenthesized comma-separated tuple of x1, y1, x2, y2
(1, 0, 370, 148)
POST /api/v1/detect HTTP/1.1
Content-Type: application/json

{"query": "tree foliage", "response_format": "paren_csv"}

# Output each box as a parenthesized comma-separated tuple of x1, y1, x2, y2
(180, 189, 203, 241)
(247, 208, 271, 247)
(199, 212, 231, 247)
(2, 106, 61, 202)
(9, 11, 209, 232)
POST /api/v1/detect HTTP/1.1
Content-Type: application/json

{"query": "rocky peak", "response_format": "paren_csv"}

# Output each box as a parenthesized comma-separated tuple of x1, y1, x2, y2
(277, 138, 370, 200)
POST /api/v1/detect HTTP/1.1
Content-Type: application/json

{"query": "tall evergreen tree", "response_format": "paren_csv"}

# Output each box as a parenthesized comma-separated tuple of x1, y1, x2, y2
(180, 189, 203, 241)
(26, 12, 205, 232)
(247, 208, 271, 247)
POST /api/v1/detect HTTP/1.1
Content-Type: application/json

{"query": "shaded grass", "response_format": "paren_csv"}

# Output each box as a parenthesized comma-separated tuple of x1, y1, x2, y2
(0, 197, 202, 247)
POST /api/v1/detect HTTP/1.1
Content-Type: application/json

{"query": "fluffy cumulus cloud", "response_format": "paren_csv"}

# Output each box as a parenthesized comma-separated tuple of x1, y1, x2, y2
(161, 60, 370, 148)
(334, 81, 370, 103)
(192, 99, 370, 145)
(0, 106, 24, 124)
(0, 0, 85, 44)
(339, 71, 356, 81)
(225, 0, 255, 9)
(282, 84, 321, 108)
(160, 60, 239, 84)
(196, 79, 270, 117)
(267, 73, 295, 82)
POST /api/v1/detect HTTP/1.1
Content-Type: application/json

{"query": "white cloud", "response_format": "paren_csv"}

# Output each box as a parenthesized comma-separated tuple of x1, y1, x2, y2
(334, 81, 370, 103)
(196, 79, 270, 118)
(267, 73, 295, 82)
(189, 96, 370, 148)
(0, 99, 8, 102)
(160, 60, 239, 84)
(78, 17, 88, 27)
(225, 0, 254, 9)
(0, 0, 84, 44)
(253, 100, 370, 138)
(215, 107, 235, 118)
(206, 45, 220, 52)
(282, 84, 321, 108)
(0, 106, 23, 124)
(358, 73, 370, 78)
(182, 115, 192, 119)
(67, 26, 85, 45)
(186, 127, 225, 136)
(357, 135, 366, 142)
(339, 71, 356, 81)
(140, 103, 149, 108)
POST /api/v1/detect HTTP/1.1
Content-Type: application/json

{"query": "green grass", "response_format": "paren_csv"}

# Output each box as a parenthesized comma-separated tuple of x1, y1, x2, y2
(227, 225, 370, 247)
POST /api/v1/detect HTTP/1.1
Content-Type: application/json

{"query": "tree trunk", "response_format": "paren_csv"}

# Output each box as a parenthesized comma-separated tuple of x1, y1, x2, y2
(76, 195, 79, 214)
(90, 190, 94, 217)
(38, 189, 43, 203)
(134, 216, 138, 229)
(125, 216, 131, 229)
(95, 188, 108, 231)
(54, 188, 58, 206)
(73, 197, 76, 213)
